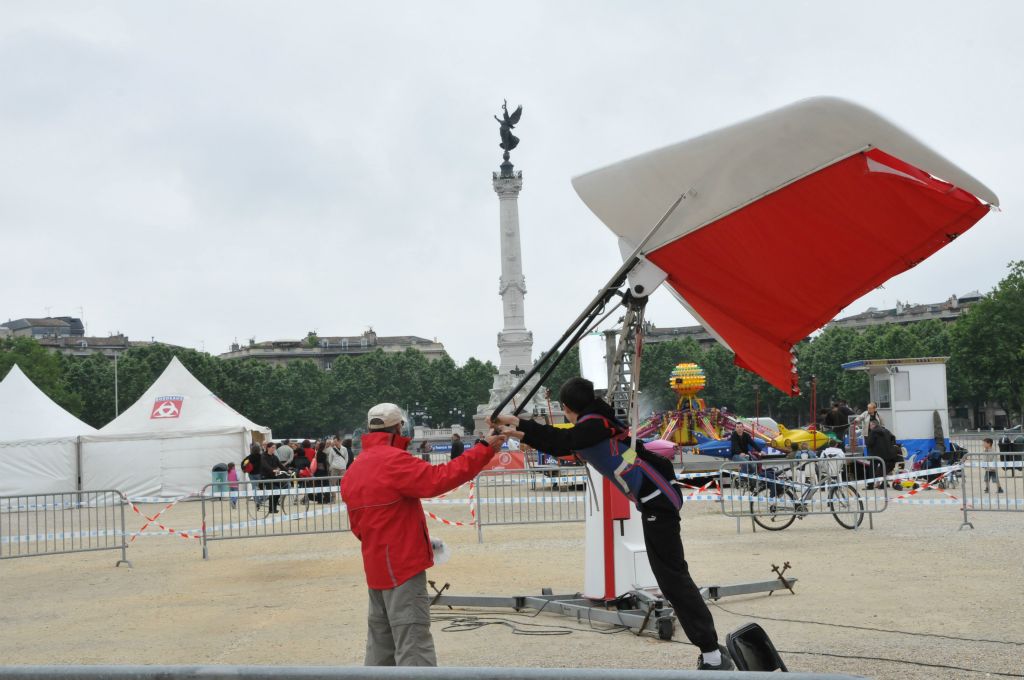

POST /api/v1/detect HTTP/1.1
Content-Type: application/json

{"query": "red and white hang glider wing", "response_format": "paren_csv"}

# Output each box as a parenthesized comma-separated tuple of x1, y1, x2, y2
(571, 97, 999, 396)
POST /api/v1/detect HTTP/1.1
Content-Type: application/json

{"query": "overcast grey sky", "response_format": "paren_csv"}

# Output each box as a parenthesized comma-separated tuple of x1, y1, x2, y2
(2, 1, 1020, 365)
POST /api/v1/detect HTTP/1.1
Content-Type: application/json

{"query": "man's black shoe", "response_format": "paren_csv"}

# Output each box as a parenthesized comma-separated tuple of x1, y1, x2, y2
(697, 645, 734, 671)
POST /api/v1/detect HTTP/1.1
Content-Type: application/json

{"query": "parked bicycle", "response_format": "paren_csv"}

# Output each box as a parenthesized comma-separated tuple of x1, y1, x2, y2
(743, 453, 865, 531)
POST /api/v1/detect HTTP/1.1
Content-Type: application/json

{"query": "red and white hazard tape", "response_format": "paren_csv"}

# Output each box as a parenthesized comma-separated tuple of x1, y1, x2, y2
(423, 481, 477, 528)
(681, 477, 722, 501)
(853, 462, 963, 489)
(426, 480, 470, 501)
(424, 510, 470, 527)
(677, 470, 725, 480)
(891, 471, 959, 503)
(123, 492, 202, 541)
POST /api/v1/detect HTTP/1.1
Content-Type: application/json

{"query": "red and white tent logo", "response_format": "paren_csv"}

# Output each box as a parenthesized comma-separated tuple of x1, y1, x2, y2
(483, 450, 525, 472)
(150, 396, 184, 419)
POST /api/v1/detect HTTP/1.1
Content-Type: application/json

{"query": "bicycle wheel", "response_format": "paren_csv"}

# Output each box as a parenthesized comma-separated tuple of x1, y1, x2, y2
(751, 485, 796, 531)
(828, 484, 864, 529)
(276, 484, 291, 517)
(247, 489, 271, 520)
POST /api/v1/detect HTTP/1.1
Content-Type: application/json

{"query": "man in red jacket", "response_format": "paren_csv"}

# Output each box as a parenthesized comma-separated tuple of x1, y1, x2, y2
(341, 402, 504, 667)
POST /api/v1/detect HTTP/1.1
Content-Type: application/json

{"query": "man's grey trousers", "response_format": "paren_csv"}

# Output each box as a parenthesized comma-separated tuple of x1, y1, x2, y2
(365, 571, 437, 666)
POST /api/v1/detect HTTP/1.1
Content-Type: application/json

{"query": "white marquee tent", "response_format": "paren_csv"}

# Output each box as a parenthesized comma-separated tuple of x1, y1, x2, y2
(81, 357, 271, 498)
(0, 364, 97, 495)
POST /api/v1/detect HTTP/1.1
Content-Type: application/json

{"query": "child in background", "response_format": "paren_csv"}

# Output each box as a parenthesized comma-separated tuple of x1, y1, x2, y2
(227, 462, 239, 508)
(982, 438, 1005, 494)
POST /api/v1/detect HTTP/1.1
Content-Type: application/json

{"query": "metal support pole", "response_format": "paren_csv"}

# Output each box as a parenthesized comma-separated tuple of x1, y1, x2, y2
(76, 436, 83, 492)
(960, 499, 974, 530)
(113, 352, 119, 417)
(201, 492, 210, 559)
(476, 482, 484, 544)
(116, 494, 132, 568)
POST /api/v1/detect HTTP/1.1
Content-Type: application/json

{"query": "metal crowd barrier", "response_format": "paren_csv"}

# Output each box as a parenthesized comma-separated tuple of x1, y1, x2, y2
(958, 452, 1024, 529)
(474, 467, 588, 542)
(951, 430, 1024, 454)
(719, 455, 887, 532)
(0, 665, 867, 680)
(200, 475, 348, 558)
(0, 489, 131, 566)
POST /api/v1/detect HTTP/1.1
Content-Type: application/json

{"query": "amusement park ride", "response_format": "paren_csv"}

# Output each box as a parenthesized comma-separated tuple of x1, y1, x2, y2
(638, 362, 833, 468)
(435, 97, 999, 652)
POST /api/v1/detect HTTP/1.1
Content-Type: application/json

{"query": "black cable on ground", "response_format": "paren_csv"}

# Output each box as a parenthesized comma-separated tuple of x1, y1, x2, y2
(775, 649, 1024, 679)
(431, 612, 631, 636)
(433, 614, 573, 636)
(433, 604, 1024, 677)
(431, 597, 640, 636)
(655, 633, 1024, 678)
(708, 600, 1024, 647)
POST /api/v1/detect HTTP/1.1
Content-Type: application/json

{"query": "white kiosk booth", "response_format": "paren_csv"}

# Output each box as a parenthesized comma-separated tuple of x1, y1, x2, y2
(841, 357, 950, 460)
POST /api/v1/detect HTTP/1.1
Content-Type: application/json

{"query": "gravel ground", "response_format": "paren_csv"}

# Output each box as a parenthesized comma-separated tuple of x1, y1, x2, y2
(1, 492, 1022, 679)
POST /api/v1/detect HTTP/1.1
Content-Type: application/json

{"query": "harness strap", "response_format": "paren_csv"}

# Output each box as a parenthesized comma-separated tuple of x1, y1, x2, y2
(635, 458, 682, 510)
(577, 414, 681, 510)
(612, 458, 636, 500)
(578, 413, 629, 441)
(639, 488, 662, 503)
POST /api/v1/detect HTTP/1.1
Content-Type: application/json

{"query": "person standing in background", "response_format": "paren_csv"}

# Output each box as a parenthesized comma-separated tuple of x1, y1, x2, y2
(341, 438, 355, 465)
(276, 439, 294, 468)
(226, 462, 239, 508)
(982, 438, 1005, 494)
(450, 433, 464, 460)
(326, 437, 348, 478)
(260, 442, 286, 514)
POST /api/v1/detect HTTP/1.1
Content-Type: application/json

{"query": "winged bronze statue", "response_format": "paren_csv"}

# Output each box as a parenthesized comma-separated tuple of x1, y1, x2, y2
(494, 100, 523, 157)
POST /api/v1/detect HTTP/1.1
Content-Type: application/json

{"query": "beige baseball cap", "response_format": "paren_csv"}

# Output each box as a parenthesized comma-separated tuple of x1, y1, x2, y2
(367, 403, 404, 430)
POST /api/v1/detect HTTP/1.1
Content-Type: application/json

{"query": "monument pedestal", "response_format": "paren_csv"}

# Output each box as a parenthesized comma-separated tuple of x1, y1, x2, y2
(473, 371, 557, 436)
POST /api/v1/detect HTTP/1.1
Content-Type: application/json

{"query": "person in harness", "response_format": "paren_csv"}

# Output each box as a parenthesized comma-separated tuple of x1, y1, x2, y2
(490, 377, 733, 672)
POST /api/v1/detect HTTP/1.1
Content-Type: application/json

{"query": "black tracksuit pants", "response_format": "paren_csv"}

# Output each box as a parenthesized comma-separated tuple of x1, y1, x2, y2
(638, 490, 719, 653)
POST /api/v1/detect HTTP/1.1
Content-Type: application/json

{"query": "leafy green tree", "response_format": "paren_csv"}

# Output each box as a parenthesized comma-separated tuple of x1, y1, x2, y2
(698, 344, 742, 411)
(272, 360, 326, 437)
(456, 357, 497, 427)
(422, 354, 461, 427)
(951, 261, 1024, 423)
(326, 350, 411, 434)
(324, 355, 365, 435)
(540, 346, 581, 401)
(910, 319, 952, 357)
(61, 352, 115, 427)
(218, 359, 277, 428)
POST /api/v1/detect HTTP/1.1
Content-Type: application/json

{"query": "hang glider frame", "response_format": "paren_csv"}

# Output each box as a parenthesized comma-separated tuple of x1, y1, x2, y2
(489, 193, 686, 424)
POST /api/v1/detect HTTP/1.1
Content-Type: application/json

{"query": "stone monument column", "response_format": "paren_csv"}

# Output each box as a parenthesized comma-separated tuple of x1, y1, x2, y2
(493, 162, 533, 374)
(473, 102, 561, 435)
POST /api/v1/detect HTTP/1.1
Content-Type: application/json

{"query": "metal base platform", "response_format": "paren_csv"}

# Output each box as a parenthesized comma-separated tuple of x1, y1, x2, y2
(431, 577, 797, 641)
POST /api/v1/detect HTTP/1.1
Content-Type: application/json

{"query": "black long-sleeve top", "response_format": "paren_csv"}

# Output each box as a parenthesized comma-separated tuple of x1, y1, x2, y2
(730, 431, 759, 457)
(866, 427, 896, 462)
(260, 451, 285, 477)
(515, 400, 675, 491)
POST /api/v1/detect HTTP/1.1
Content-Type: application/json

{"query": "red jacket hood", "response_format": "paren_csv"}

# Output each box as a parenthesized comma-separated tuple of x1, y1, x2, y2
(361, 431, 412, 452)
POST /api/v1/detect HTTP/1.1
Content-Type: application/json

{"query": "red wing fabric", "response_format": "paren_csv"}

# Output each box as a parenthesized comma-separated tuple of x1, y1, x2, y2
(645, 148, 989, 395)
